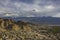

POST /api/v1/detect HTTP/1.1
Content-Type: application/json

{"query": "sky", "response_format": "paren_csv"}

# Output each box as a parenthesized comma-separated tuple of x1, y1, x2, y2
(0, 0, 60, 17)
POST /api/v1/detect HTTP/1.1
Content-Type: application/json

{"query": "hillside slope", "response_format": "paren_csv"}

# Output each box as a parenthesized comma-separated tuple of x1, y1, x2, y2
(0, 18, 60, 40)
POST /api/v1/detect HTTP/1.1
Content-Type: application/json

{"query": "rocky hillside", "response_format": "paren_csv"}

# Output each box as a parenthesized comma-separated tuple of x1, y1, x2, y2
(0, 18, 60, 40)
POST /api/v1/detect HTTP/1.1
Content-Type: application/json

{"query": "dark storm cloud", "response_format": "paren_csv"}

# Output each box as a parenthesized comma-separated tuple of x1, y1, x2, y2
(0, 0, 60, 17)
(10, 0, 34, 4)
(19, 0, 34, 4)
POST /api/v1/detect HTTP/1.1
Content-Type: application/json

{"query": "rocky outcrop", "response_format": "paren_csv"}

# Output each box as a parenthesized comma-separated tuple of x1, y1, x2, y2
(0, 18, 14, 28)
(0, 18, 32, 31)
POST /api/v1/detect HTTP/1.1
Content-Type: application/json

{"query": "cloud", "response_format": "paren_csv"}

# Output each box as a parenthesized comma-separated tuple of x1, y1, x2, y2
(19, 0, 34, 4)
(53, 13, 60, 17)
(4, 13, 19, 17)
(45, 5, 55, 10)
(26, 15, 35, 17)
(0, 0, 60, 17)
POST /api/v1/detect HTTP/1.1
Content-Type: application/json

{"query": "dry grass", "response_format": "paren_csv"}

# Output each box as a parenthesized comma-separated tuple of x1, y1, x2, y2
(0, 18, 60, 40)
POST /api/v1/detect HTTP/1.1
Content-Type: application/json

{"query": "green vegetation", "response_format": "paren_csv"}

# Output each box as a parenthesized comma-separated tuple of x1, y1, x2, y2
(52, 27, 60, 33)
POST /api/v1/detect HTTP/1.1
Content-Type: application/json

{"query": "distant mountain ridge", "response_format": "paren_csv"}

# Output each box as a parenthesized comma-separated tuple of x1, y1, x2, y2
(1, 17, 60, 24)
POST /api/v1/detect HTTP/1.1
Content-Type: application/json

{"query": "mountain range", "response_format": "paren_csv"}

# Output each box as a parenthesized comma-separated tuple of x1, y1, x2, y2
(1, 17, 60, 25)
